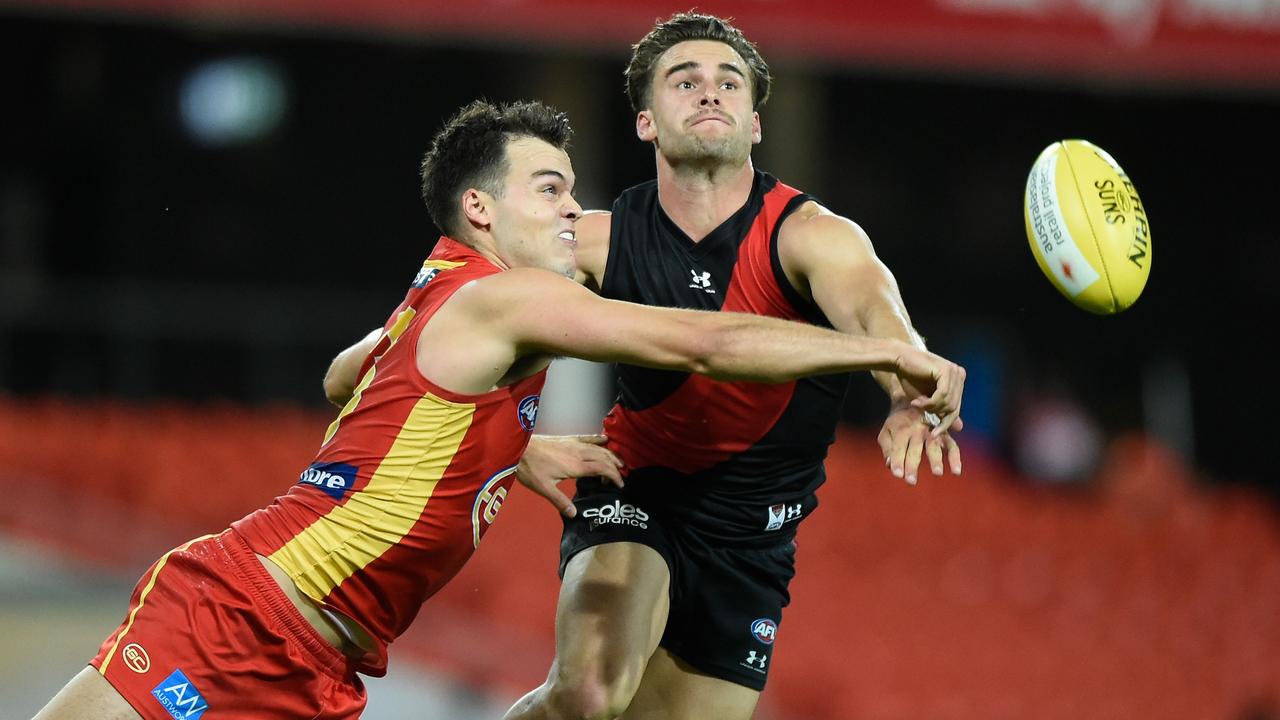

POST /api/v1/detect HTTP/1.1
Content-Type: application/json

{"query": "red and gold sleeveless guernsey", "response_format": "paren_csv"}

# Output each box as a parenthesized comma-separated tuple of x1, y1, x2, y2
(233, 236, 545, 676)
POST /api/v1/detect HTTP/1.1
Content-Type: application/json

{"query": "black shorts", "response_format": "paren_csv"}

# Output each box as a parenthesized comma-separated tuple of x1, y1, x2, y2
(559, 477, 799, 691)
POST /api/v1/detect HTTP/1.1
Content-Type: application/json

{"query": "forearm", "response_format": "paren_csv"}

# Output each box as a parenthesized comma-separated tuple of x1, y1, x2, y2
(778, 209, 942, 409)
(856, 284, 926, 404)
(699, 313, 902, 382)
(506, 272, 909, 385)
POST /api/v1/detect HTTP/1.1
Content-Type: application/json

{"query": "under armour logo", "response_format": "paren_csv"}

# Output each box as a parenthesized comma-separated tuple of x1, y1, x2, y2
(742, 650, 768, 672)
(688, 269, 716, 294)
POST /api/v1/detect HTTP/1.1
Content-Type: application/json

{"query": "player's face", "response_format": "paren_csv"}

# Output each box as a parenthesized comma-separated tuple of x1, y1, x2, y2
(488, 136, 581, 278)
(640, 40, 761, 166)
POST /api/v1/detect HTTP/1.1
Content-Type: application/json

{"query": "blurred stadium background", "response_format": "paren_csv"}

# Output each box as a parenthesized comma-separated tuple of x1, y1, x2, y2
(2, 1, 1279, 718)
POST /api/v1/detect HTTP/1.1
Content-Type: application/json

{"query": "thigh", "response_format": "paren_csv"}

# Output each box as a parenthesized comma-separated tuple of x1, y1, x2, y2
(623, 647, 760, 720)
(34, 667, 142, 720)
(551, 542, 671, 687)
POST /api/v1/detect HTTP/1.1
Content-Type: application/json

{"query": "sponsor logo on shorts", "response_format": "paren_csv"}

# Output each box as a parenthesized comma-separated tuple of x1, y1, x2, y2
(740, 650, 768, 674)
(472, 465, 517, 548)
(764, 502, 802, 531)
(517, 395, 540, 431)
(123, 643, 151, 673)
(750, 618, 778, 645)
(582, 500, 649, 530)
(151, 668, 208, 720)
(298, 462, 358, 500)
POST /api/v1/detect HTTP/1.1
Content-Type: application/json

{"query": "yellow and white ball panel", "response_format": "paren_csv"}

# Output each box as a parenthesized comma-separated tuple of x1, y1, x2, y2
(1024, 139, 1151, 314)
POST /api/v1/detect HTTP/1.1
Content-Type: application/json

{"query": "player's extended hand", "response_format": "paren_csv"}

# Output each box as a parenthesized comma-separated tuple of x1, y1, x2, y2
(877, 400, 963, 486)
(890, 344, 966, 435)
(516, 434, 625, 518)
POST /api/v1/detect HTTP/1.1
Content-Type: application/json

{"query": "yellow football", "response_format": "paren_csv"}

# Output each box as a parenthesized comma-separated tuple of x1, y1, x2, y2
(1024, 139, 1151, 314)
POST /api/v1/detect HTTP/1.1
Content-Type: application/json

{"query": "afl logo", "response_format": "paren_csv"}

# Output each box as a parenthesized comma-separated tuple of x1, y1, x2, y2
(750, 618, 777, 645)
(123, 643, 151, 673)
(517, 395, 540, 431)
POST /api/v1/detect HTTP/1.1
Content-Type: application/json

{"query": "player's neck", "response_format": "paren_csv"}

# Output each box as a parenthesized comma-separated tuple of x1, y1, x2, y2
(453, 232, 510, 271)
(655, 156, 755, 243)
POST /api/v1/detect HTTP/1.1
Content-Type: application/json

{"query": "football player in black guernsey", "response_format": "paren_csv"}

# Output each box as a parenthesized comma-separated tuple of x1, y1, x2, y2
(506, 13, 965, 720)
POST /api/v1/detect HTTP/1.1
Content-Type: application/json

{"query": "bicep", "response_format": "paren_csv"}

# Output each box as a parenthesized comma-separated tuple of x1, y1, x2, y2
(787, 214, 909, 337)
(500, 272, 708, 370)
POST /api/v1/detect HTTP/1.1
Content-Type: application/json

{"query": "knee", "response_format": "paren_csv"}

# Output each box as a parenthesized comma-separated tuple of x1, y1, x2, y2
(542, 670, 642, 720)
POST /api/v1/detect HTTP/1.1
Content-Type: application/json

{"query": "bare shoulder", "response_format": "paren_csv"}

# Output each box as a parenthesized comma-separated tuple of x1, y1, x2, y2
(573, 211, 613, 288)
(778, 201, 875, 273)
(424, 268, 593, 352)
(456, 267, 589, 316)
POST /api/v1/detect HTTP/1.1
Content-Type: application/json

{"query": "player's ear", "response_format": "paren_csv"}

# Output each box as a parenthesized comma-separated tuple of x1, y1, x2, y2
(636, 110, 656, 142)
(751, 111, 762, 145)
(461, 188, 492, 231)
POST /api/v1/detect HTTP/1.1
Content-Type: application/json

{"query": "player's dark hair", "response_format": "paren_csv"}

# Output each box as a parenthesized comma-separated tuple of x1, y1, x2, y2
(420, 100, 573, 238)
(625, 12, 772, 115)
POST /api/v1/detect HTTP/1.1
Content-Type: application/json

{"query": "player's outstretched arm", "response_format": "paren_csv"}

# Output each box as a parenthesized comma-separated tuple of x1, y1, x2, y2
(477, 268, 965, 423)
(779, 206, 963, 482)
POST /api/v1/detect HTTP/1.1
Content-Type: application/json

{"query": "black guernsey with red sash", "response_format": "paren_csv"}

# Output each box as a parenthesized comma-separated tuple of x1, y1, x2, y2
(599, 171, 851, 542)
